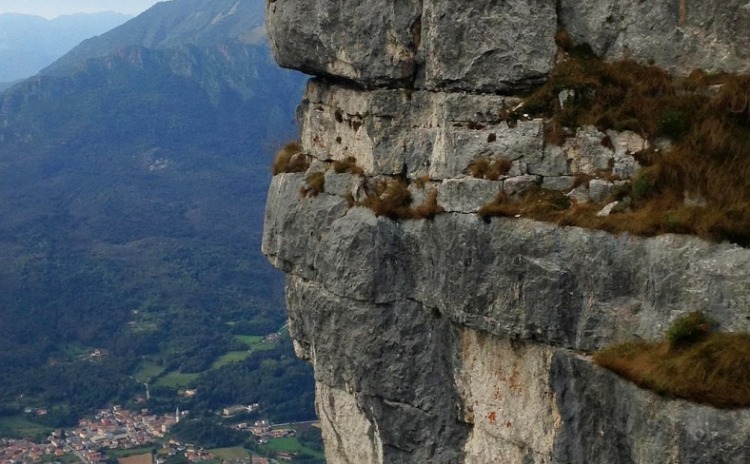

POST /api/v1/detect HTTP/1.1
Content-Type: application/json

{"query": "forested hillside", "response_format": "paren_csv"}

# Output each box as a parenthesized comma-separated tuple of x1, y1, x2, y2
(0, 0, 310, 428)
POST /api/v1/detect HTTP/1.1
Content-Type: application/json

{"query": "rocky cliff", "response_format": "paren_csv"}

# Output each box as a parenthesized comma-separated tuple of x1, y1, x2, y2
(262, 1, 750, 462)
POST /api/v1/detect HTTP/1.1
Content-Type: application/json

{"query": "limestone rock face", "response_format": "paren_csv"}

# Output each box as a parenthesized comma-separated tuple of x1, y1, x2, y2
(422, 0, 557, 92)
(263, 1, 750, 462)
(266, 0, 421, 86)
(264, 168, 750, 462)
(559, 0, 750, 75)
(268, 0, 750, 89)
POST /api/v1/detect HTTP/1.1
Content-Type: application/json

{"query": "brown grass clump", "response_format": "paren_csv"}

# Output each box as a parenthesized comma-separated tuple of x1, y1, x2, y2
(465, 157, 513, 180)
(360, 178, 444, 220)
(594, 312, 750, 408)
(413, 175, 431, 189)
(332, 156, 365, 175)
(514, 53, 750, 246)
(478, 189, 572, 221)
(272, 142, 309, 175)
(411, 190, 445, 220)
(299, 171, 325, 198)
(362, 178, 413, 219)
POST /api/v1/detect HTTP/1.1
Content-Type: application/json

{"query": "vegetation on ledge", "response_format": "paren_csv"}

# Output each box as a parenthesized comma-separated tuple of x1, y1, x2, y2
(510, 39, 750, 246)
(272, 142, 309, 175)
(361, 177, 444, 220)
(594, 312, 750, 408)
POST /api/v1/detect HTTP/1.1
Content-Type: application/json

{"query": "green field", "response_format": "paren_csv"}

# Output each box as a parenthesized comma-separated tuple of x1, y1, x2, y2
(0, 415, 52, 441)
(211, 351, 252, 369)
(208, 446, 250, 460)
(235, 334, 277, 353)
(133, 361, 166, 383)
(60, 344, 90, 360)
(153, 334, 282, 386)
(209, 335, 277, 369)
(250, 342, 276, 353)
(154, 371, 200, 388)
(259, 436, 325, 460)
(234, 335, 262, 347)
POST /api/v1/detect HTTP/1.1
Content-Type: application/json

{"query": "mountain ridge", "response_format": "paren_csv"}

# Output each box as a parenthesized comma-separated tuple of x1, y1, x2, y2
(0, 11, 132, 83)
(42, 0, 266, 76)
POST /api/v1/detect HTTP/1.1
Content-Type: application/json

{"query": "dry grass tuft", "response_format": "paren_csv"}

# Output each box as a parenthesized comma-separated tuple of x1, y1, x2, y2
(299, 171, 325, 198)
(594, 312, 750, 408)
(360, 178, 444, 220)
(272, 142, 308, 175)
(465, 157, 513, 180)
(414, 175, 431, 189)
(479, 189, 572, 221)
(362, 178, 413, 219)
(332, 156, 365, 175)
(411, 190, 445, 219)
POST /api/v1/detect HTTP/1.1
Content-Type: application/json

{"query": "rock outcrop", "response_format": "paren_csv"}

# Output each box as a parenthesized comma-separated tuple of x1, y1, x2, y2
(263, 1, 750, 462)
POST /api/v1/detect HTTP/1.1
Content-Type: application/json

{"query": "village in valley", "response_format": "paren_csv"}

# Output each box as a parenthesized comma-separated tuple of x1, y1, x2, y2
(0, 324, 322, 464)
(0, 404, 316, 464)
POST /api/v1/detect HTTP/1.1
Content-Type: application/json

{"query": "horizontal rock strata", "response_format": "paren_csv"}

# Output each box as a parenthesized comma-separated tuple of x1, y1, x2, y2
(263, 1, 750, 462)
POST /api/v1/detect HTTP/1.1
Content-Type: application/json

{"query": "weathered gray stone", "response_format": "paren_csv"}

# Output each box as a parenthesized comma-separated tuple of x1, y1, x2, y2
(266, 0, 421, 86)
(323, 171, 364, 198)
(588, 179, 614, 203)
(542, 176, 576, 192)
(265, 174, 750, 352)
(504, 175, 541, 196)
(596, 201, 619, 217)
(422, 0, 556, 92)
(551, 351, 750, 464)
(566, 185, 590, 205)
(609, 130, 646, 180)
(527, 145, 569, 177)
(431, 120, 543, 180)
(298, 80, 542, 179)
(286, 276, 471, 463)
(559, 0, 750, 75)
(261, 172, 349, 275)
(437, 178, 502, 213)
(563, 126, 614, 176)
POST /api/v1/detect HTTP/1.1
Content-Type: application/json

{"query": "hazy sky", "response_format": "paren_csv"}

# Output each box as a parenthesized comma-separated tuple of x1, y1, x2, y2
(0, 0, 164, 18)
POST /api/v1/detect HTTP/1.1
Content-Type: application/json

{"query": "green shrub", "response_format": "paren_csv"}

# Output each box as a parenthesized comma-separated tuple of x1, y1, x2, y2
(665, 311, 715, 349)
(658, 109, 691, 140)
(630, 172, 657, 201)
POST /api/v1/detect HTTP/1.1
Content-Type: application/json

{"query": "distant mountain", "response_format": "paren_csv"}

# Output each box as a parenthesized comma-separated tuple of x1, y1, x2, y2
(0, 0, 309, 424)
(0, 12, 132, 83)
(43, 0, 266, 76)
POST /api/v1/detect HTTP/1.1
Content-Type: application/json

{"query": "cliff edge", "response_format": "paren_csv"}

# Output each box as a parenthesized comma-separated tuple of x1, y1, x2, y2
(262, 1, 750, 462)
